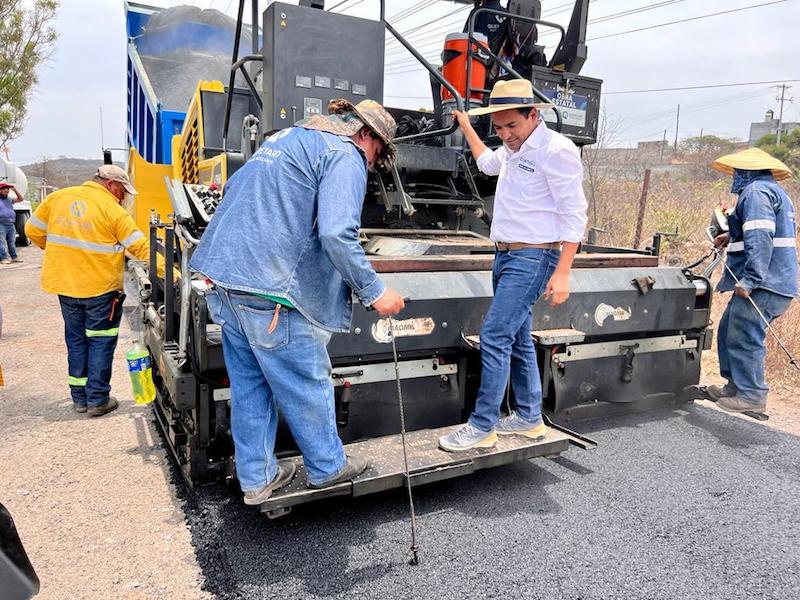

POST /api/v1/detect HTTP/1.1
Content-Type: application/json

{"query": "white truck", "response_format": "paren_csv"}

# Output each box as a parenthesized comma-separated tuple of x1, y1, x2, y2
(0, 156, 31, 246)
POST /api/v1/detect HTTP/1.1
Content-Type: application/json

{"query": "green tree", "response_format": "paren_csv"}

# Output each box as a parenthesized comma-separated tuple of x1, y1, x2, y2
(680, 134, 737, 156)
(756, 128, 800, 173)
(680, 134, 739, 179)
(0, 0, 59, 145)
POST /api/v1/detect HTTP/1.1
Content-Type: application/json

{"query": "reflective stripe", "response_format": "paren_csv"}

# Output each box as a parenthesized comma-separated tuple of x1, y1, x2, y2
(29, 214, 47, 230)
(48, 234, 123, 254)
(85, 327, 120, 337)
(728, 241, 744, 252)
(120, 230, 144, 248)
(774, 237, 797, 248)
(68, 376, 88, 386)
(742, 219, 776, 232)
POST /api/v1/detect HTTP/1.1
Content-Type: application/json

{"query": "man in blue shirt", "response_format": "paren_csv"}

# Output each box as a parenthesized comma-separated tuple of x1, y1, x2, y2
(190, 99, 405, 505)
(0, 182, 24, 264)
(708, 148, 797, 414)
(463, 0, 506, 49)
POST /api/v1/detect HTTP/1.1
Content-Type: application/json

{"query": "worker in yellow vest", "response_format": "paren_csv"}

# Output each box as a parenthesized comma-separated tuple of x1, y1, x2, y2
(25, 165, 162, 416)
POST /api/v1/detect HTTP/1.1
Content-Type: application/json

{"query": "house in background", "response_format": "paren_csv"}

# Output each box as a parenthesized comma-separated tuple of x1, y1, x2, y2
(749, 110, 799, 146)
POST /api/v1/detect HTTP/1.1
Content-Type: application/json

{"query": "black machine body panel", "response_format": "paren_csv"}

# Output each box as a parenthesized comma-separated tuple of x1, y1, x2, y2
(261, 3, 385, 133)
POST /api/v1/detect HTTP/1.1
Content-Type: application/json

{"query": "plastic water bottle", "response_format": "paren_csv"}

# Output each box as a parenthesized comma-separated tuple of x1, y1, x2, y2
(126, 340, 156, 405)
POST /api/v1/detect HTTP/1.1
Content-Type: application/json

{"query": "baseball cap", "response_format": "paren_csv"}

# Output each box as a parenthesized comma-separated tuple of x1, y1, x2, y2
(0, 182, 13, 189)
(96, 164, 138, 195)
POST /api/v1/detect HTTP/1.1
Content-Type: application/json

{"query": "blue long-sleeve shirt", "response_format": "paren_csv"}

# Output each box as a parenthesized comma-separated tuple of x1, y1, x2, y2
(189, 127, 385, 332)
(717, 172, 798, 299)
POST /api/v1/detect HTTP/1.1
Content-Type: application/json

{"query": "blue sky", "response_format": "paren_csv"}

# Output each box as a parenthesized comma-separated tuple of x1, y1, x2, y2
(10, 0, 800, 165)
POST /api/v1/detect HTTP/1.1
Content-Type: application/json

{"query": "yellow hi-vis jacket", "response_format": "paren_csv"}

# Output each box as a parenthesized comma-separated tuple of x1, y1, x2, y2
(25, 181, 162, 298)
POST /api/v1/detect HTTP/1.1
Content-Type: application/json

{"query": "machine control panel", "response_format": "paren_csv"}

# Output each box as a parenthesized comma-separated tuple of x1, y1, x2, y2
(262, 2, 385, 132)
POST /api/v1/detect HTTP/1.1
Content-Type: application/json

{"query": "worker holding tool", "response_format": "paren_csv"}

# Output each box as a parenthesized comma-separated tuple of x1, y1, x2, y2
(190, 99, 405, 505)
(707, 148, 797, 414)
(439, 79, 587, 452)
(25, 165, 162, 417)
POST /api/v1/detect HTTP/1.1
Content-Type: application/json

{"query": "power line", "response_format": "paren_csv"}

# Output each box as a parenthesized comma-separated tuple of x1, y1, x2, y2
(604, 79, 800, 95)
(385, 0, 591, 58)
(386, 0, 675, 70)
(588, 0, 791, 41)
(386, 0, 794, 75)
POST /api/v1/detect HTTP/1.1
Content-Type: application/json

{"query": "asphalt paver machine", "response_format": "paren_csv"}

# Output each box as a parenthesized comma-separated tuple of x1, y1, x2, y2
(124, 0, 713, 516)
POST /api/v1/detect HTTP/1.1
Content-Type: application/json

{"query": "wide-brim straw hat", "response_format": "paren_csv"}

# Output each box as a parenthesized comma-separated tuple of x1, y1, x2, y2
(711, 147, 793, 181)
(296, 99, 397, 168)
(467, 79, 554, 117)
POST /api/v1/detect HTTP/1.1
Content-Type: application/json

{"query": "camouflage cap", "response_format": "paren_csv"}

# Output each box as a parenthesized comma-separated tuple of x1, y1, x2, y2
(296, 98, 397, 169)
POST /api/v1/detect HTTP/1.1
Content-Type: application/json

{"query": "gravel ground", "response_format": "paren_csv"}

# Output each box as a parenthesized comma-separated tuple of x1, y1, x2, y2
(3, 245, 800, 600)
(0, 247, 208, 599)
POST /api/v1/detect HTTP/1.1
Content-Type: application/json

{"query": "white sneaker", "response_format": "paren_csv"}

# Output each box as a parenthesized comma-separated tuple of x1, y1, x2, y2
(496, 411, 547, 440)
(438, 423, 497, 452)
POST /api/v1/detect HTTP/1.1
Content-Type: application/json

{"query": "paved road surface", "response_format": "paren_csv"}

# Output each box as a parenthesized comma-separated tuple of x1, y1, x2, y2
(182, 405, 800, 600)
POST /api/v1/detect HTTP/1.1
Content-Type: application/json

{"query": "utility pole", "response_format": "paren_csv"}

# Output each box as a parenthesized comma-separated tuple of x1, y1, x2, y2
(673, 104, 680, 151)
(99, 106, 105, 151)
(660, 129, 667, 162)
(699, 128, 703, 154)
(775, 84, 792, 146)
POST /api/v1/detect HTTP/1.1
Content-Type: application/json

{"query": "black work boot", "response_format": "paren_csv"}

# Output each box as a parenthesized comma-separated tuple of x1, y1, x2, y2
(307, 456, 368, 489)
(88, 397, 119, 417)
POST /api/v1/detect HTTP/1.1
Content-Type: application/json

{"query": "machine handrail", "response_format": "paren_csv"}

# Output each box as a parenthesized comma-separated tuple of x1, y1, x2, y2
(466, 7, 564, 132)
(382, 15, 464, 143)
(222, 0, 249, 151)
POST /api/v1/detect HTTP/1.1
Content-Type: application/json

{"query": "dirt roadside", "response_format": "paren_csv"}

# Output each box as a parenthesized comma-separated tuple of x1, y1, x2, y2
(0, 247, 208, 600)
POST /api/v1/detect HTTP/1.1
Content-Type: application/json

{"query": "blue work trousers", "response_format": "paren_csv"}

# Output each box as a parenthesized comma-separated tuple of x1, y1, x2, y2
(468, 248, 559, 432)
(205, 287, 347, 491)
(717, 289, 792, 404)
(58, 291, 125, 408)
(0, 222, 17, 260)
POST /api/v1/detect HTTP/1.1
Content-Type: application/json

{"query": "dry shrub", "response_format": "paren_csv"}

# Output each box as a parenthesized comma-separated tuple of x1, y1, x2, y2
(586, 158, 800, 390)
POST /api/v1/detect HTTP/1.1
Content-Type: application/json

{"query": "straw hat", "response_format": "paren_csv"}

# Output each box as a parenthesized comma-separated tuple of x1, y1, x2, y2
(467, 79, 554, 117)
(296, 98, 397, 168)
(711, 147, 793, 181)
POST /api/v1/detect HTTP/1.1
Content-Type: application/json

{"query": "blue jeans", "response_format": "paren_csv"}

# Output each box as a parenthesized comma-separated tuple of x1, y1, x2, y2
(0, 222, 17, 260)
(58, 291, 125, 408)
(468, 248, 559, 432)
(205, 286, 347, 491)
(717, 289, 792, 403)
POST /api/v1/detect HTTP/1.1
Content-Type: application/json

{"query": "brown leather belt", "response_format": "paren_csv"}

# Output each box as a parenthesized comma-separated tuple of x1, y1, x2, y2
(495, 241, 561, 251)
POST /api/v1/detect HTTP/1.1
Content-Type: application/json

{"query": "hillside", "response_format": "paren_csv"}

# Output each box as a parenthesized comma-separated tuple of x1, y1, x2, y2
(19, 157, 124, 190)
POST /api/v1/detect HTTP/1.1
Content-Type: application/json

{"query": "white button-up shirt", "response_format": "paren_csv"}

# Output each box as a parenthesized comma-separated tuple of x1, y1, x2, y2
(476, 121, 588, 244)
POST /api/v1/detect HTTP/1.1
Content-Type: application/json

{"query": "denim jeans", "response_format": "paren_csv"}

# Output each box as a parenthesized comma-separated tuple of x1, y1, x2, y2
(205, 286, 347, 491)
(717, 289, 792, 403)
(0, 222, 17, 260)
(468, 248, 559, 432)
(58, 291, 125, 408)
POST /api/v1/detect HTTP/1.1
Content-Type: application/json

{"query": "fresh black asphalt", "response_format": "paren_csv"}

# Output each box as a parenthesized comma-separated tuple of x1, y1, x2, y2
(177, 404, 800, 599)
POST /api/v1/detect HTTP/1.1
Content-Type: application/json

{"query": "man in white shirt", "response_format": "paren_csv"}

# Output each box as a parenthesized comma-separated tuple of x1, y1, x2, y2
(439, 79, 588, 452)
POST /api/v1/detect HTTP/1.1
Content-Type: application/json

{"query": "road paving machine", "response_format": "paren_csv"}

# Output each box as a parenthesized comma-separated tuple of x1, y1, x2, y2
(124, 0, 713, 516)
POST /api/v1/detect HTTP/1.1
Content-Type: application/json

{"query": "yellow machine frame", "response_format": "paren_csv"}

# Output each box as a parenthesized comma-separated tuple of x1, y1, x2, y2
(126, 80, 229, 232)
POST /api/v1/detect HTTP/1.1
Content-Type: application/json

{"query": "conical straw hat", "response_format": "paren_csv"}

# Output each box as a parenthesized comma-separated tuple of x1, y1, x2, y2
(711, 147, 792, 181)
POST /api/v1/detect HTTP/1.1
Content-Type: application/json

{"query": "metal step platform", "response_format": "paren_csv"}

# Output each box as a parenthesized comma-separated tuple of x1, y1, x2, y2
(259, 424, 573, 517)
